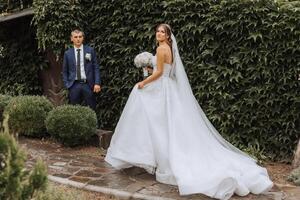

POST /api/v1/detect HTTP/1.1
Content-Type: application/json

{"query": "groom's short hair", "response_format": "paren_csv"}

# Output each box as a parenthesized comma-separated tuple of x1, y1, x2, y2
(71, 29, 85, 37)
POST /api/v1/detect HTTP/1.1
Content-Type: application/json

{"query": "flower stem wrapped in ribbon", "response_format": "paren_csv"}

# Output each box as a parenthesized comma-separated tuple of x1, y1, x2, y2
(134, 52, 153, 77)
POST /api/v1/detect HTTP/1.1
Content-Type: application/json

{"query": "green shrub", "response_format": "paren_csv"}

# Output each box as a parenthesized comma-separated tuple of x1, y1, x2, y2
(0, 94, 12, 126)
(0, 123, 48, 200)
(4, 95, 53, 137)
(287, 166, 300, 186)
(46, 105, 97, 146)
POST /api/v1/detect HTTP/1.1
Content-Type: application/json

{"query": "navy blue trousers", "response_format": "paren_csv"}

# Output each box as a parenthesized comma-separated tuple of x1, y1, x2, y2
(68, 82, 96, 110)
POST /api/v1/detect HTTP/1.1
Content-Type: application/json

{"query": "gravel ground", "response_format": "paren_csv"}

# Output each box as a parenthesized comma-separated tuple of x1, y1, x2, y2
(48, 181, 118, 200)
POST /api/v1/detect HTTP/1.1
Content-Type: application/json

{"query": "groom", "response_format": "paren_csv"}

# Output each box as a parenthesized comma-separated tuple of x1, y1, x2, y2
(62, 29, 101, 110)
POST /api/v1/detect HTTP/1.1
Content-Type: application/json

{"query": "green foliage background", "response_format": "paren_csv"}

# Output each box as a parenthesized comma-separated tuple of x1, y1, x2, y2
(0, 17, 44, 95)
(84, 0, 299, 160)
(1, 0, 299, 160)
(0, 0, 32, 12)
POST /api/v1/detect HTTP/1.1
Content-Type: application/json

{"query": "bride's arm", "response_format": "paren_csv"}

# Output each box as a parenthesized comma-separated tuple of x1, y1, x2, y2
(137, 47, 164, 89)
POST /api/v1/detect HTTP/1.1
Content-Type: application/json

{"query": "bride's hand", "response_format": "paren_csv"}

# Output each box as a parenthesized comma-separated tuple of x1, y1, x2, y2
(137, 81, 145, 89)
(146, 66, 153, 74)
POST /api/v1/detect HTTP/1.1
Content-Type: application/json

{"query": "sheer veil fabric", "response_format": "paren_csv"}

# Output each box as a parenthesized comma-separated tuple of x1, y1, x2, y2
(105, 34, 273, 200)
(170, 34, 255, 161)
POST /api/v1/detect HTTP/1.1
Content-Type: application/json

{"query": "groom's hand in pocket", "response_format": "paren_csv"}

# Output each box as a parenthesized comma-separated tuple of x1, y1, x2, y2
(94, 84, 101, 93)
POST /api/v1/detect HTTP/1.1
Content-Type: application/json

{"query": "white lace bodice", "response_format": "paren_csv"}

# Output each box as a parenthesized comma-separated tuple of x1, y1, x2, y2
(151, 56, 174, 77)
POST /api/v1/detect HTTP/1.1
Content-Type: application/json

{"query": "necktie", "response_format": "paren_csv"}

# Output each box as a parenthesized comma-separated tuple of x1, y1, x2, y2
(76, 49, 81, 80)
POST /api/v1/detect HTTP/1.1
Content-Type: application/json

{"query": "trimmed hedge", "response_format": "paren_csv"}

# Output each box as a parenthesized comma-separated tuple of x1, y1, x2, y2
(0, 94, 12, 126)
(4, 95, 53, 137)
(45, 105, 97, 146)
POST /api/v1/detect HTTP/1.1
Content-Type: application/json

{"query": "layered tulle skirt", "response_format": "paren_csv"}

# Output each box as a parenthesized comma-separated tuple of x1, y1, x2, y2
(105, 75, 273, 200)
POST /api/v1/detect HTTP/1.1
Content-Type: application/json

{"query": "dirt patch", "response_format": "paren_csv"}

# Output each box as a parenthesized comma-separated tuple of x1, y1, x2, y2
(265, 162, 294, 185)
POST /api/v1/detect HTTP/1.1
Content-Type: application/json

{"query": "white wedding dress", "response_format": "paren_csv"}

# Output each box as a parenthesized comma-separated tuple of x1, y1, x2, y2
(105, 35, 273, 200)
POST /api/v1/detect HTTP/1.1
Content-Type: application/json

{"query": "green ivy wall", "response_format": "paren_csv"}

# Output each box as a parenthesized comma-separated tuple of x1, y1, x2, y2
(85, 0, 300, 160)
(1, 0, 299, 160)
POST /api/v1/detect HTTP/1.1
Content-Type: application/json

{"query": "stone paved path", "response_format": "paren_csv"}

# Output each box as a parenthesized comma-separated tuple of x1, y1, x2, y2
(19, 137, 300, 200)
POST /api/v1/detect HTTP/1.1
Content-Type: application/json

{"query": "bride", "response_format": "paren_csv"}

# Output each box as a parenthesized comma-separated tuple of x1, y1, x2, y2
(105, 24, 273, 200)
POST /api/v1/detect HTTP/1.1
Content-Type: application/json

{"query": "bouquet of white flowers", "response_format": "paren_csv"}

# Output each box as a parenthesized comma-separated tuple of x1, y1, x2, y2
(134, 52, 153, 77)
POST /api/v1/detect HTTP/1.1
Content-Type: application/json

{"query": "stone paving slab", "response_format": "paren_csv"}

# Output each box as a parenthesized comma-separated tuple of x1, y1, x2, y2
(19, 137, 300, 200)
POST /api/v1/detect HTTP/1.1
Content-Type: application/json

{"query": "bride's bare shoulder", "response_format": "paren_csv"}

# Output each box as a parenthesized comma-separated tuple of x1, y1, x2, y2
(156, 46, 165, 56)
(156, 45, 169, 55)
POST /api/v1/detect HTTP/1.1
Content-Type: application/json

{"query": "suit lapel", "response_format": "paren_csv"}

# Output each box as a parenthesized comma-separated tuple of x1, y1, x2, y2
(83, 45, 88, 72)
(70, 47, 76, 68)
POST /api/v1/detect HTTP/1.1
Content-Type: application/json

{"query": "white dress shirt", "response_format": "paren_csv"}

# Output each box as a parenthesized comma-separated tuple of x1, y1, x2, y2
(74, 45, 87, 80)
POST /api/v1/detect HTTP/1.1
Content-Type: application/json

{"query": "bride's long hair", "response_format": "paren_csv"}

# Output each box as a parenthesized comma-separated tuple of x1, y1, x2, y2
(156, 23, 173, 61)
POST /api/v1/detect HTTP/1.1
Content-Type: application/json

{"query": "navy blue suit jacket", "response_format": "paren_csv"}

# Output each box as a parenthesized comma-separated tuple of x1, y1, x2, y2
(62, 45, 101, 89)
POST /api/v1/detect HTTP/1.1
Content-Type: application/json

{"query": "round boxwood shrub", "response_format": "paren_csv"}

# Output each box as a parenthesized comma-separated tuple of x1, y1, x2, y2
(45, 105, 97, 146)
(0, 94, 12, 125)
(4, 95, 54, 137)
